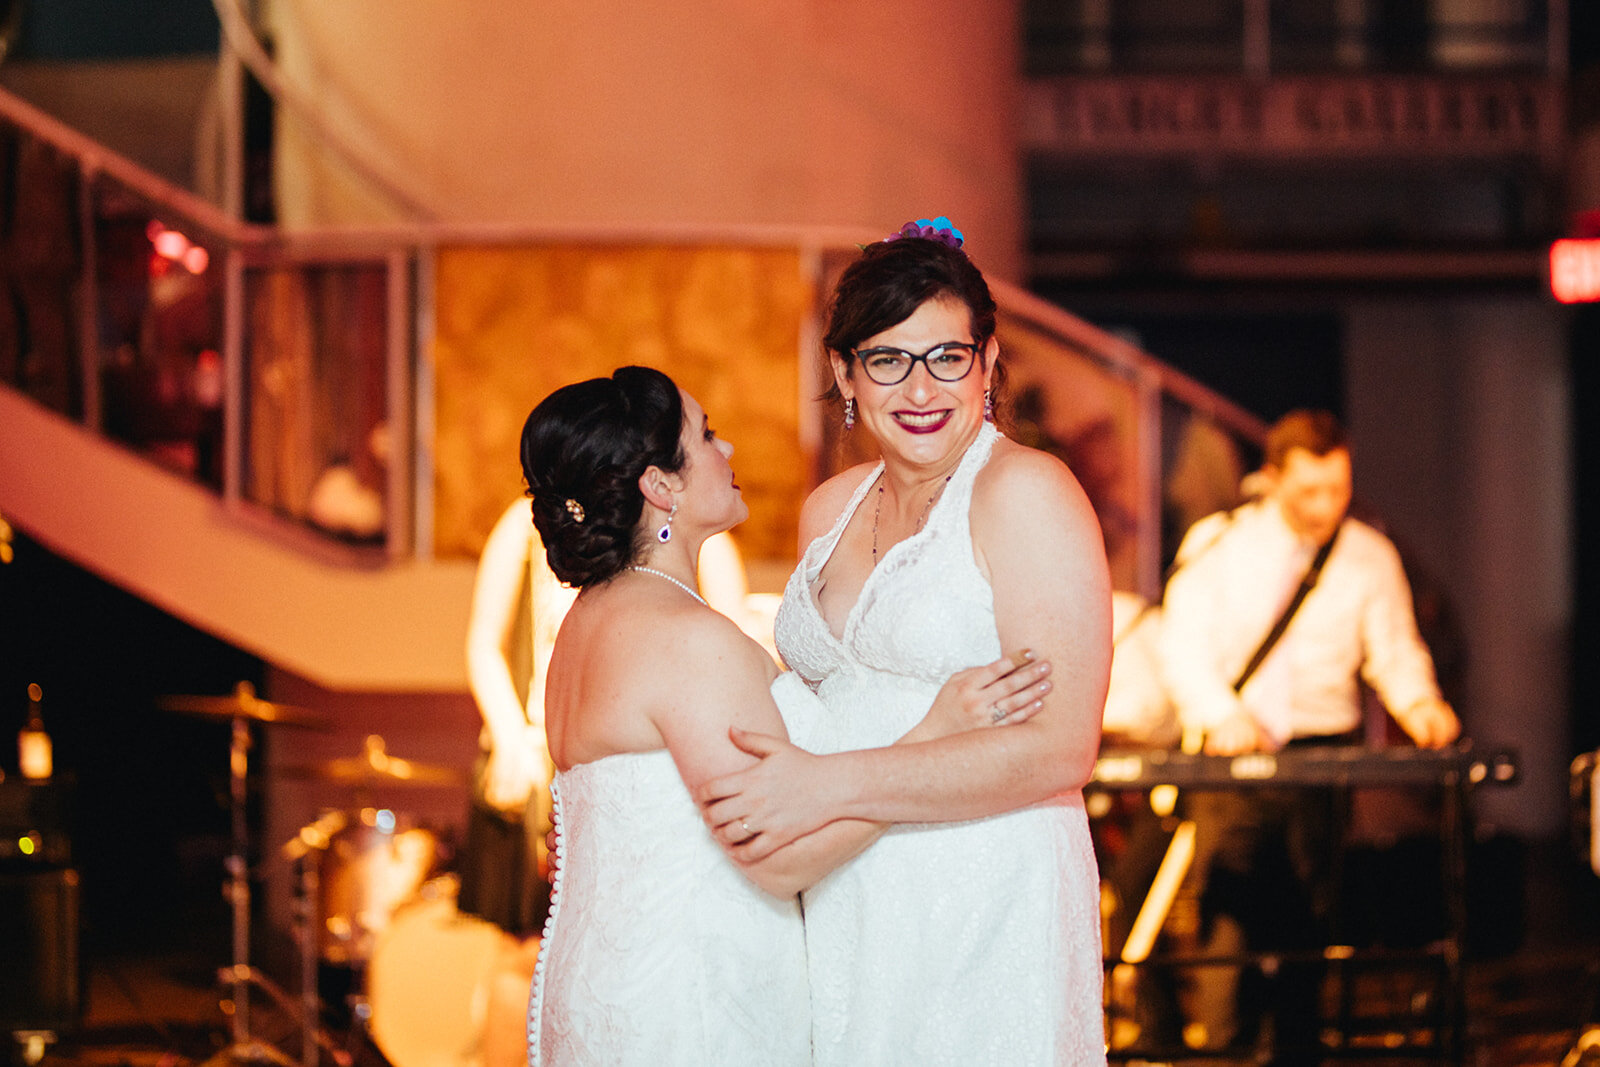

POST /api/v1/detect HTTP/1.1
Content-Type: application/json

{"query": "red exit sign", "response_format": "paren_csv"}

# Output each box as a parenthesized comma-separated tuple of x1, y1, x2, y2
(1551, 239, 1600, 304)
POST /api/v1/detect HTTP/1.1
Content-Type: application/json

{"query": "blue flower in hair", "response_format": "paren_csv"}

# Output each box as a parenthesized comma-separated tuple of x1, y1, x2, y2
(885, 215, 964, 249)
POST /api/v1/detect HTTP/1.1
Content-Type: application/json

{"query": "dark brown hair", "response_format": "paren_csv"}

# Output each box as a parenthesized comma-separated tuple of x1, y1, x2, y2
(820, 235, 997, 402)
(1265, 410, 1349, 469)
(520, 366, 686, 587)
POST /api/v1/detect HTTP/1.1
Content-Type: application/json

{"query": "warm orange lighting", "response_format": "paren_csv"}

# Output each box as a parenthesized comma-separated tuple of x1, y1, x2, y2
(154, 229, 190, 260)
(1551, 239, 1600, 304)
(17, 835, 35, 856)
(183, 246, 210, 274)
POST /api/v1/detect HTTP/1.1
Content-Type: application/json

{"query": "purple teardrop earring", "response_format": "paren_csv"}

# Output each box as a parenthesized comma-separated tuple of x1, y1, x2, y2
(983, 388, 993, 422)
(657, 502, 678, 544)
(843, 397, 856, 431)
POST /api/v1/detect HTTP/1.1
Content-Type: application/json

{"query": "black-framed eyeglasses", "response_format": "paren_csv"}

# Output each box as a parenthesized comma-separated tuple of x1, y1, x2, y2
(851, 341, 981, 386)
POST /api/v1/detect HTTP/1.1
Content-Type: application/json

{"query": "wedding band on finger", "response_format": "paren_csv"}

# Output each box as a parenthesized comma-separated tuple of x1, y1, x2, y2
(989, 703, 1007, 723)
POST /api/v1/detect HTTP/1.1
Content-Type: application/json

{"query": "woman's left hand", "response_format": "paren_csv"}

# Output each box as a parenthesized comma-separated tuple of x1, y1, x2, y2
(915, 650, 1053, 740)
(696, 728, 839, 861)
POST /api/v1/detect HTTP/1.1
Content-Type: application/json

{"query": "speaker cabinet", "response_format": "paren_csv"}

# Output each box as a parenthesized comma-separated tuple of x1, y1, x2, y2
(0, 866, 81, 1031)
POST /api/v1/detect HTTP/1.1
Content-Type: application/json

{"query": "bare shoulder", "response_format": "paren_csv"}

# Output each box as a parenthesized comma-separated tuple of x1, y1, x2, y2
(682, 602, 781, 682)
(594, 594, 779, 700)
(651, 596, 761, 653)
(973, 438, 1098, 538)
(636, 601, 784, 746)
(797, 461, 879, 547)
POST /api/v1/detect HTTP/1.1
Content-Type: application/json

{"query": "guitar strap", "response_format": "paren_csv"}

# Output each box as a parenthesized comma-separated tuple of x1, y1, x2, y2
(1231, 522, 1342, 693)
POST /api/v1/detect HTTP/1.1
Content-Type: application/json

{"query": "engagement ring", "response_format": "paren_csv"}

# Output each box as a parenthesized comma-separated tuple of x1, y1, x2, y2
(989, 704, 1006, 723)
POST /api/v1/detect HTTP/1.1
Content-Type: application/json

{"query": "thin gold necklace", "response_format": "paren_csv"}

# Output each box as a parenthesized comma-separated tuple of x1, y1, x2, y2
(871, 475, 951, 566)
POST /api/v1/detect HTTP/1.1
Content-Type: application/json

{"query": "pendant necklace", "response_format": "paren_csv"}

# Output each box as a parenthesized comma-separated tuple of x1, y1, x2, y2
(871, 475, 952, 566)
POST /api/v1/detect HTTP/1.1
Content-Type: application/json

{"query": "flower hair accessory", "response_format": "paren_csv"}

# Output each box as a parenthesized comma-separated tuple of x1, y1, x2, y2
(885, 215, 964, 250)
(564, 498, 586, 523)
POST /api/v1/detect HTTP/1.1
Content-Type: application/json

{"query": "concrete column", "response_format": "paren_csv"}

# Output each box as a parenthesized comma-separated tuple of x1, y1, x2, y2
(1347, 297, 1571, 837)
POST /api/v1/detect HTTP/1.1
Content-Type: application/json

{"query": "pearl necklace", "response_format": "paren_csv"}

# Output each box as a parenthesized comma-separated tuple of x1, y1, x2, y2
(628, 565, 708, 606)
(871, 474, 952, 565)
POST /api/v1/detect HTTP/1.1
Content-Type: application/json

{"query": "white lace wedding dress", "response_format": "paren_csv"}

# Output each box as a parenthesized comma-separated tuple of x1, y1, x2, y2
(528, 749, 810, 1066)
(773, 422, 1106, 1066)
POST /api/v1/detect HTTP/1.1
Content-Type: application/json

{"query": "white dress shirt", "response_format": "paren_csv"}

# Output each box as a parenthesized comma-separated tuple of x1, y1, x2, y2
(1159, 500, 1443, 740)
(1102, 591, 1179, 747)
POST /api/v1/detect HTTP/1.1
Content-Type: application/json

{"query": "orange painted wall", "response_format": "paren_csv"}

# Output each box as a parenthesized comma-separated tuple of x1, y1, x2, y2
(265, 1, 1023, 281)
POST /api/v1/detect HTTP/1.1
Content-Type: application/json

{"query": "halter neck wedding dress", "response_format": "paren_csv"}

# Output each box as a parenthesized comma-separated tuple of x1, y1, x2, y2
(773, 422, 1106, 1066)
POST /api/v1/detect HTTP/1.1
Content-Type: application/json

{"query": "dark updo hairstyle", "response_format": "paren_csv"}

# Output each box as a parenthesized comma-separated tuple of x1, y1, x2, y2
(519, 365, 686, 588)
(820, 234, 999, 404)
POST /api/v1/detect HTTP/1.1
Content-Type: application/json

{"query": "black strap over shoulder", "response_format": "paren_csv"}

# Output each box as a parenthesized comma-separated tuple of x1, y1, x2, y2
(1231, 523, 1343, 693)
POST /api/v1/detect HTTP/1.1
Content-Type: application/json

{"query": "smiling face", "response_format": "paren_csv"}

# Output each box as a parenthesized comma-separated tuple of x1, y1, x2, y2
(673, 388, 748, 535)
(832, 295, 996, 475)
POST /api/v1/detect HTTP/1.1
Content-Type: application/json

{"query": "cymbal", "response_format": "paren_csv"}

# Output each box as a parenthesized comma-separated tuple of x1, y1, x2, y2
(159, 681, 328, 728)
(281, 734, 466, 787)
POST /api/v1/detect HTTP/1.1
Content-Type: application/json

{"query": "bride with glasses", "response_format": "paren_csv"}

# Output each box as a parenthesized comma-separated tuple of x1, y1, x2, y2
(698, 219, 1112, 1065)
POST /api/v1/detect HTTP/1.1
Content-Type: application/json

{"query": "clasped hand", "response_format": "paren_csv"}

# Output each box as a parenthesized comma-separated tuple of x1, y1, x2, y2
(694, 651, 1053, 862)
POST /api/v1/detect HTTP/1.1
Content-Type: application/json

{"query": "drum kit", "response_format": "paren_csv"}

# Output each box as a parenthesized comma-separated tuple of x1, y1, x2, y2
(159, 683, 517, 1067)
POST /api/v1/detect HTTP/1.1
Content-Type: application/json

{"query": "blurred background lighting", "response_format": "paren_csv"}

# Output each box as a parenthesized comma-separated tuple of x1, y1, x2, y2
(1550, 239, 1600, 304)
(153, 229, 189, 260)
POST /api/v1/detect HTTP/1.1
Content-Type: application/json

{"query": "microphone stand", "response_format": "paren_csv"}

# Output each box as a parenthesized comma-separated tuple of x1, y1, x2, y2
(201, 713, 297, 1067)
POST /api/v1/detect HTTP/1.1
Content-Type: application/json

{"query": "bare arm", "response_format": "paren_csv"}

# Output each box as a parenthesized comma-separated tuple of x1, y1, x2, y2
(698, 445, 1112, 859)
(464, 499, 546, 812)
(657, 606, 1054, 898)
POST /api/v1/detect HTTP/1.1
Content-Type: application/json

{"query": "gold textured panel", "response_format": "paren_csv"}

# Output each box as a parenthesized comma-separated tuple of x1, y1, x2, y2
(431, 245, 809, 566)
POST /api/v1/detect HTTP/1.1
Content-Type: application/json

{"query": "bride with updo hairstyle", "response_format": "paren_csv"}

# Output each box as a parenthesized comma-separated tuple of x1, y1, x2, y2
(518, 365, 1056, 1067)
(521, 365, 687, 587)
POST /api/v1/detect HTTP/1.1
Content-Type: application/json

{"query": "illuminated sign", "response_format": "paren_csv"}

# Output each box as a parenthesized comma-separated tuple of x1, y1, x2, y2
(1024, 76, 1561, 160)
(1550, 239, 1600, 304)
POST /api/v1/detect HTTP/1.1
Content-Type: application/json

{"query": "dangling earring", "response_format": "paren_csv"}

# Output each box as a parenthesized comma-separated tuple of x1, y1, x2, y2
(656, 501, 678, 544)
(843, 397, 856, 431)
(983, 388, 993, 422)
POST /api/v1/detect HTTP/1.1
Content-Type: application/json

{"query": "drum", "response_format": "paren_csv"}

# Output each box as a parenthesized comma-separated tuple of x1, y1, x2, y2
(319, 807, 439, 964)
(367, 878, 522, 1067)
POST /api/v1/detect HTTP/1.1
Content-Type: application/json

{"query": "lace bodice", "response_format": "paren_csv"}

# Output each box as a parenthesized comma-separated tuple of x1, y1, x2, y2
(775, 423, 1003, 748)
(529, 750, 809, 1066)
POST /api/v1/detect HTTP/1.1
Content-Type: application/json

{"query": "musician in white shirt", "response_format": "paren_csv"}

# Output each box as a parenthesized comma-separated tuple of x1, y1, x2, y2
(1160, 410, 1458, 754)
(1154, 409, 1459, 1054)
